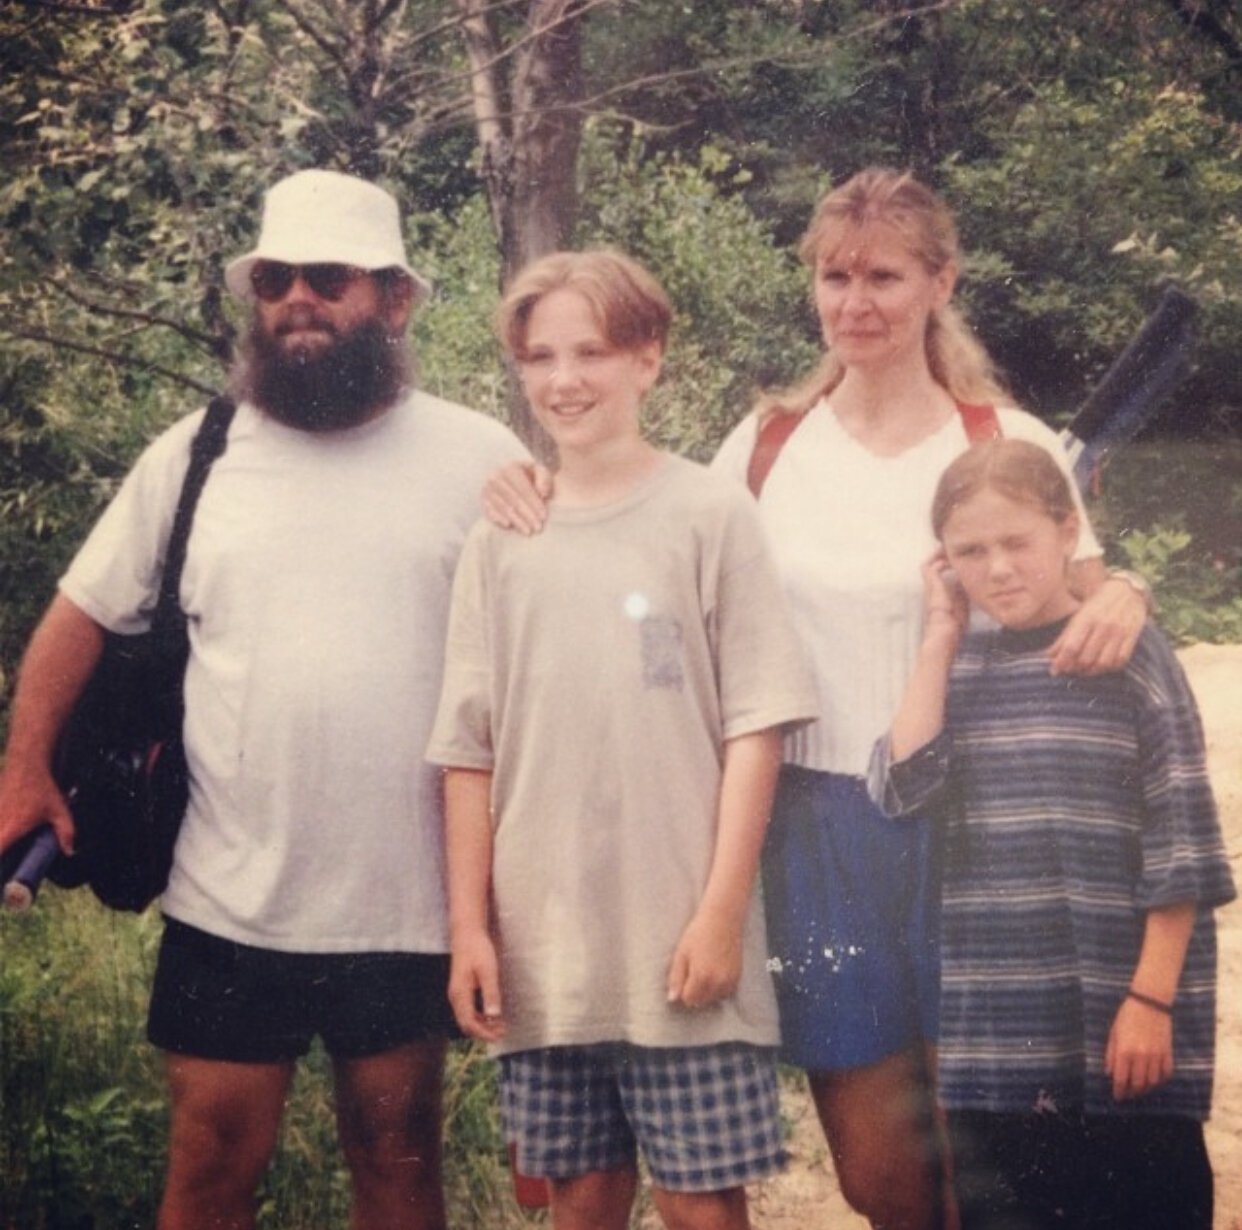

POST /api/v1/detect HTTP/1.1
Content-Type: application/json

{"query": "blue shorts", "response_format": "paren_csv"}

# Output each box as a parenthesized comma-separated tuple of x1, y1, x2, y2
(499, 1043, 785, 1193)
(147, 917, 460, 1062)
(761, 766, 941, 1071)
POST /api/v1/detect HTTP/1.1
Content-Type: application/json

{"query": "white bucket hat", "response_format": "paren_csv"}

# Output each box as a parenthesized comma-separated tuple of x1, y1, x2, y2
(224, 169, 432, 304)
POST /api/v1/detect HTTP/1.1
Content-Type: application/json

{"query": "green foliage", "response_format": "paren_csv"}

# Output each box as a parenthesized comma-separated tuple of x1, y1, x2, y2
(1, 898, 166, 1227)
(0, 346, 207, 696)
(578, 128, 819, 460)
(946, 70, 1242, 424)
(1115, 521, 1242, 644)
(413, 197, 509, 423)
(1095, 440, 1242, 644)
(0, 891, 523, 1229)
(415, 128, 821, 461)
(573, 0, 1242, 456)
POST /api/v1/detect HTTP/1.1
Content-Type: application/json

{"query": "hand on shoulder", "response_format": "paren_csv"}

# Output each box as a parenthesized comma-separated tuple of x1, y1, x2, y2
(482, 461, 553, 535)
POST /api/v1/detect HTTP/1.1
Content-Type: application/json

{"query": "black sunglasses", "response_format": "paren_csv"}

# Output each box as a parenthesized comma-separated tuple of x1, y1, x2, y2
(250, 261, 367, 304)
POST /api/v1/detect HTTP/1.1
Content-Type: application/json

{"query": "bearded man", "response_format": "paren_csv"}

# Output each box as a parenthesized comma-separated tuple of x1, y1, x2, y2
(0, 170, 525, 1230)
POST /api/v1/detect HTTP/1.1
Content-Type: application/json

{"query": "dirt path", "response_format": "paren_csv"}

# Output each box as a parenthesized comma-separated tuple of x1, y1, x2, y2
(699, 643, 1242, 1230)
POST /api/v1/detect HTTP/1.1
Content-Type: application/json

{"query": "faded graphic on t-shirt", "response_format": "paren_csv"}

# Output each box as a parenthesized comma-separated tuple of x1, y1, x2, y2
(641, 614, 684, 690)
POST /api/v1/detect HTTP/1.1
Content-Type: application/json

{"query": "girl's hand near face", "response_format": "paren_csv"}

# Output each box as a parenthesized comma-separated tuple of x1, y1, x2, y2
(921, 551, 970, 653)
(890, 552, 968, 762)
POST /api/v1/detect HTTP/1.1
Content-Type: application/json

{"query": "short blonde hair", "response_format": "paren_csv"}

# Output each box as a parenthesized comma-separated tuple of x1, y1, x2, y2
(762, 167, 1010, 418)
(497, 249, 672, 358)
(931, 439, 1076, 540)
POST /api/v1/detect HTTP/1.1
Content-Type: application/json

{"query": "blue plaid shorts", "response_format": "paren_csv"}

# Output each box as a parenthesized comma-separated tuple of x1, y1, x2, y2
(499, 1042, 785, 1192)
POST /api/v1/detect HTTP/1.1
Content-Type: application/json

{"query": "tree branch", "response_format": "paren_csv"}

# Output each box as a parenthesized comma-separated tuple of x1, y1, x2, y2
(3, 328, 222, 397)
(424, 0, 965, 136)
(1161, 0, 1242, 71)
(375, 0, 407, 27)
(455, 0, 509, 146)
(48, 280, 225, 358)
(418, 0, 612, 106)
(275, 0, 350, 74)
(12, 0, 134, 17)
(400, 0, 527, 57)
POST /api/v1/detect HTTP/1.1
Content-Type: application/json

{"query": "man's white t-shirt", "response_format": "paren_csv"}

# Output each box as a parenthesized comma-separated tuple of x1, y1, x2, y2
(61, 391, 526, 953)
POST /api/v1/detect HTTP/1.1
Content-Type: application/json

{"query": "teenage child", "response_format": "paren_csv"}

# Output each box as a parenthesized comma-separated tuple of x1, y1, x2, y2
(871, 438, 1236, 1230)
(426, 250, 817, 1230)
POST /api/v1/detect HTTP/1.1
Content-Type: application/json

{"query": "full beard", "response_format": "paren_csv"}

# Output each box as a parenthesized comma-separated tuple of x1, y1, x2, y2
(234, 310, 412, 431)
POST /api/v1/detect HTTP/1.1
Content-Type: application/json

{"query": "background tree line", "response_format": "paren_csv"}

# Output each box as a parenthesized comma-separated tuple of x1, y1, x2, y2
(2, 0, 1241, 694)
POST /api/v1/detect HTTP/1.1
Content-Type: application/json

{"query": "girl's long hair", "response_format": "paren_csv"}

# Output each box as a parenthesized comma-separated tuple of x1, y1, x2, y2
(759, 168, 1011, 419)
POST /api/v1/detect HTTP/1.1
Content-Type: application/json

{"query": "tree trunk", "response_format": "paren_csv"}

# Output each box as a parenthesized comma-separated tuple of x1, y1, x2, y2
(455, 0, 586, 451)
(505, 0, 585, 279)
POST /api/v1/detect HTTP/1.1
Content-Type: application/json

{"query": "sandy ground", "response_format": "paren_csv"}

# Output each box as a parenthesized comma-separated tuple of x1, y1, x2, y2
(695, 643, 1242, 1230)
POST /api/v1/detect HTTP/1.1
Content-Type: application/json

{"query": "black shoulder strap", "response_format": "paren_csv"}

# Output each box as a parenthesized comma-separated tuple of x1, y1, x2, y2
(152, 396, 236, 634)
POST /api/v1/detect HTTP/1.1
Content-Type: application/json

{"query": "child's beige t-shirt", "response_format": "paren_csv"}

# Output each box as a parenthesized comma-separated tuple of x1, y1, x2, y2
(427, 454, 817, 1055)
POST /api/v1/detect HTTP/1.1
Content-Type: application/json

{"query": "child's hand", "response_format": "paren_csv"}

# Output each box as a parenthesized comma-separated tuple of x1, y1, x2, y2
(666, 909, 743, 1009)
(482, 461, 553, 535)
(1105, 995, 1174, 1101)
(448, 930, 507, 1042)
(921, 552, 969, 646)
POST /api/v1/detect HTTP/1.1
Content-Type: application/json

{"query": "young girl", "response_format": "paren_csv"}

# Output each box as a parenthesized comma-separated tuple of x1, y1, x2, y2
(874, 438, 1235, 1230)
(428, 250, 816, 1230)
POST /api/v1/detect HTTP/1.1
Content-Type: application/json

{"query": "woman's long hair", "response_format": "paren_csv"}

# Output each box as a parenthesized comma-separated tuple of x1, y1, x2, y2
(759, 168, 1011, 419)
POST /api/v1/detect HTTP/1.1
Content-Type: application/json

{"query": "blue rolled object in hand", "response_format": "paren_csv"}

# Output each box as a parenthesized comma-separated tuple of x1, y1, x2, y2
(2, 825, 61, 912)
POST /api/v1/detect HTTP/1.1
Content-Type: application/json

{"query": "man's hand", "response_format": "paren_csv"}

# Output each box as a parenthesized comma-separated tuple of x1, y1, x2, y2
(0, 760, 75, 857)
(0, 594, 104, 857)
(448, 929, 506, 1042)
(1105, 995, 1174, 1101)
(1049, 572, 1146, 676)
(482, 461, 553, 535)
(666, 908, 743, 1009)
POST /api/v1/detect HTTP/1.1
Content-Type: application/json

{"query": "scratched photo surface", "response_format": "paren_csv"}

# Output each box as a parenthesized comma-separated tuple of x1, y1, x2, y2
(2, 2, 1240, 1227)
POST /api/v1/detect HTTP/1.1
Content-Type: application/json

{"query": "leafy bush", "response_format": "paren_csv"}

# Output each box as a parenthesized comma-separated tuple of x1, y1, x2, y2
(578, 127, 819, 460)
(1095, 440, 1242, 645)
(1, 891, 523, 1230)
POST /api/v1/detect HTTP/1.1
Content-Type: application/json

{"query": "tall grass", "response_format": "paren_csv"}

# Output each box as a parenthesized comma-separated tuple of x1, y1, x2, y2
(0, 889, 536, 1229)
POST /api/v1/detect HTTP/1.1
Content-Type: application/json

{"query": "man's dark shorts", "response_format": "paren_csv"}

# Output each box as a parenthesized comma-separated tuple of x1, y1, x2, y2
(148, 917, 459, 1063)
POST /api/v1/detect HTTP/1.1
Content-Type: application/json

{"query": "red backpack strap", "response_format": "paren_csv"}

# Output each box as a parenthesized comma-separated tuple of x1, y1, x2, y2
(748, 403, 997, 498)
(747, 410, 805, 497)
(957, 401, 1001, 443)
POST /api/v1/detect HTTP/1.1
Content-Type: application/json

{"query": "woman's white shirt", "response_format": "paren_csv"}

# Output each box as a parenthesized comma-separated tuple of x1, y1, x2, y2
(710, 398, 1102, 776)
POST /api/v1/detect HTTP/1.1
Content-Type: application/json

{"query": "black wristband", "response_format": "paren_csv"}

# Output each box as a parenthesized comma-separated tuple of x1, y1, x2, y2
(1127, 988, 1174, 1015)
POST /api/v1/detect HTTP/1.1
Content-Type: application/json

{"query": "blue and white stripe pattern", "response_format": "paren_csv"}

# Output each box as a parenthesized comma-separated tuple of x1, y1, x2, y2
(878, 621, 1235, 1121)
